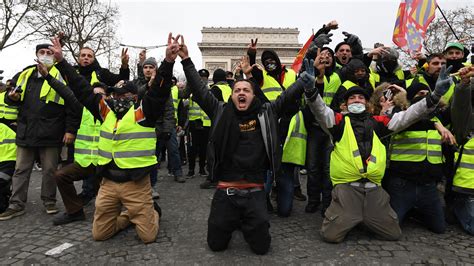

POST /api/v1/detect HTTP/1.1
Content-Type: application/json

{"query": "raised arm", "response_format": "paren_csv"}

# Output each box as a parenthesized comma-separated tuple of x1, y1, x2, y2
(177, 35, 219, 118)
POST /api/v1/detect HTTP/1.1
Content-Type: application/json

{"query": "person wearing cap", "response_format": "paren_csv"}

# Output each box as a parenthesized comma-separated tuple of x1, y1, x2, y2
(45, 35, 175, 243)
(76, 46, 130, 86)
(444, 42, 471, 75)
(0, 43, 81, 220)
(176, 34, 317, 254)
(449, 66, 474, 235)
(135, 55, 185, 186)
(182, 68, 211, 180)
(306, 59, 453, 242)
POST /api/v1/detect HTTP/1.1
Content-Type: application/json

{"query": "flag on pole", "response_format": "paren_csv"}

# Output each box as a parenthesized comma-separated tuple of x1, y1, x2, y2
(292, 33, 314, 73)
(392, 0, 437, 53)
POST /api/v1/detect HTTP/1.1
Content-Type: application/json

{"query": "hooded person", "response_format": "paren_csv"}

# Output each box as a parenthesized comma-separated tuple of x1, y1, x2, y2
(330, 59, 373, 112)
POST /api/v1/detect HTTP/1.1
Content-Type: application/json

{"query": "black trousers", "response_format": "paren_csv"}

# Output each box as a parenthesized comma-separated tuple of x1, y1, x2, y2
(207, 189, 271, 255)
(188, 120, 209, 172)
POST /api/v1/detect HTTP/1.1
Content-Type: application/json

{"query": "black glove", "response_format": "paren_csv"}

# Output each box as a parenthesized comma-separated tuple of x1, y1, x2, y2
(300, 59, 317, 98)
(342, 31, 363, 56)
(313, 33, 333, 48)
(430, 65, 453, 103)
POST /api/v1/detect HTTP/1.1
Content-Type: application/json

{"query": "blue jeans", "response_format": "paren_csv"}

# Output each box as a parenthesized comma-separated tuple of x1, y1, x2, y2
(386, 175, 446, 233)
(454, 194, 474, 235)
(150, 130, 183, 186)
(276, 163, 295, 217)
(306, 125, 333, 209)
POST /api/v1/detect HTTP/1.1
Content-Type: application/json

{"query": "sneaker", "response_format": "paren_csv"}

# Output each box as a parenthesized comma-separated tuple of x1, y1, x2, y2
(45, 204, 59, 214)
(167, 172, 174, 177)
(293, 187, 307, 201)
(299, 168, 307, 175)
(305, 202, 320, 213)
(152, 189, 160, 199)
(33, 162, 42, 171)
(199, 180, 217, 189)
(174, 175, 186, 183)
(0, 208, 25, 221)
(199, 169, 208, 177)
(53, 210, 85, 225)
(186, 170, 195, 178)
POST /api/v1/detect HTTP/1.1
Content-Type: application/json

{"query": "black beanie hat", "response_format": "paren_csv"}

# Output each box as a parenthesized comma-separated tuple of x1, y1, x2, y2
(212, 68, 227, 83)
(198, 69, 210, 78)
(344, 86, 370, 101)
(36, 43, 50, 53)
(109, 81, 138, 95)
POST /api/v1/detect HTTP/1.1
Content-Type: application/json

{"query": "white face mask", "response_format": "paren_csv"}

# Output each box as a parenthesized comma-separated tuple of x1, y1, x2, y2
(38, 55, 55, 68)
(347, 103, 366, 114)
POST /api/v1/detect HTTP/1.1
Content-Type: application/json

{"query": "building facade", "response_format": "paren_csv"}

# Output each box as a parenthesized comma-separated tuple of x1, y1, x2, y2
(198, 27, 302, 76)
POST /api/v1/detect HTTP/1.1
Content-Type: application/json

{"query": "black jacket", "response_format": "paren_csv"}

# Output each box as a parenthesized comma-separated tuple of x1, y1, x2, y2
(8, 67, 81, 147)
(181, 57, 307, 183)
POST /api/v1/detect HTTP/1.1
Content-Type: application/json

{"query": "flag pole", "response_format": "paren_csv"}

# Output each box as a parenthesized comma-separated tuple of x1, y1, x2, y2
(436, 5, 460, 41)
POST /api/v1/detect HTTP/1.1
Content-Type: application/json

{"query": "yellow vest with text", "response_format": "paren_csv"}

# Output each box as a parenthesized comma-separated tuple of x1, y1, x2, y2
(322, 72, 342, 106)
(97, 107, 157, 169)
(369, 68, 405, 89)
(261, 68, 297, 102)
(453, 138, 474, 190)
(389, 118, 443, 164)
(0, 92, 19, 120)
(16, 66, 66, 105)
(282, 111, 307, 165)
(330, 116, 386, 185)
(0, 123, 16, 162)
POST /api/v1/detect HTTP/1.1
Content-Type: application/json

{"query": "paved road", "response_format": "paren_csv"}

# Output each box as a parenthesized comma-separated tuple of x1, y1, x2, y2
(0, 168, 473, 264)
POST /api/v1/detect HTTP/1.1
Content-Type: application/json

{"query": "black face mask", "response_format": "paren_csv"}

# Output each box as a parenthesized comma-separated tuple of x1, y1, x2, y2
(446, 58, 464, 73)
(111, 96, 135, 117)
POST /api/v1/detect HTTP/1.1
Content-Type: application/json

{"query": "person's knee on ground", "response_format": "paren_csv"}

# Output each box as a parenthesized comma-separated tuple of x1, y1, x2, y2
(242, 221, 271, 255)
(207, 225, 232, 252)
(320, 225, 346, 243)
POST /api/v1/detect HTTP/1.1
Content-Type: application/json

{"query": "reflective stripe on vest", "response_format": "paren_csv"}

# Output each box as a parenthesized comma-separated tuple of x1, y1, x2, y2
(322, 72, 342, 106)
(0, 92, 18, 120)
(369, 68, 405, 89)
(189, 99, 202, 121)
(261, 68, 297, 102)
(171, 85, 179, 120)
(453, 138, 474, 190)
(17, 66, 66, 105)
(216, 83, 232, 103)
(390, 119, 443, 164)
(75, 107, 101, 167)
(330, 116, 386, 185)
(201, 110, 211, 127)
(0, 123, 16, 162)
(282, 111, 307, 165)
(97, 106, 157, 169)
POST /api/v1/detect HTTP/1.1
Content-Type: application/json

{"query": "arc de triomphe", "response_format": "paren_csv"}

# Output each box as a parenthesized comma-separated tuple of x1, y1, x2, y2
(198, 27, 302, 76)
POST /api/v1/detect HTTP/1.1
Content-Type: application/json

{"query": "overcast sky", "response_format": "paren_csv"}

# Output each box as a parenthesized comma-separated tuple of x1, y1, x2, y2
(0, 0, 470, 80)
